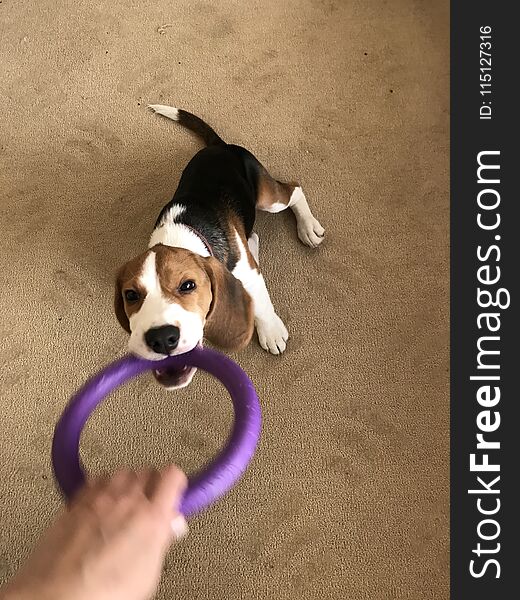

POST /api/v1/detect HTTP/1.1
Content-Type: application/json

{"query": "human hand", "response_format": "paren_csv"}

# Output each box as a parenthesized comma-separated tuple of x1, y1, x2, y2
(1, 465, 188, 600)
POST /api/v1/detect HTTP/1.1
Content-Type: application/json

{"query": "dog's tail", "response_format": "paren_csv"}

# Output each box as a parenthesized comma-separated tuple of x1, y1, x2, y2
(148, 104, 225, 146)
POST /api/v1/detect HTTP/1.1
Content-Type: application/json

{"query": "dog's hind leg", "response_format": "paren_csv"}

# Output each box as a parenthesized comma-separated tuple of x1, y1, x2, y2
(255, 169, 325, 248)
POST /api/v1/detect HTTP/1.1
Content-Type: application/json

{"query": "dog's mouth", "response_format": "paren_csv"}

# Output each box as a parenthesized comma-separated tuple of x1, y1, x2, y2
(153, 365, 197, 389)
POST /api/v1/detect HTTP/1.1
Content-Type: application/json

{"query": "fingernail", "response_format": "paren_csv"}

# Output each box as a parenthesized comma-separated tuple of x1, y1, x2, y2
(171, 515, 188, 540)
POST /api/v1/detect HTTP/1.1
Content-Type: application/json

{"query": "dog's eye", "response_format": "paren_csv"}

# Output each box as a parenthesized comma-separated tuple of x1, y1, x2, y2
(124, 289, 140, 303)
(179, 280, 196, 293)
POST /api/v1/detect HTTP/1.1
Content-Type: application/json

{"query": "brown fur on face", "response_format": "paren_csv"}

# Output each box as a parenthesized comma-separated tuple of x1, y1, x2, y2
(114, 244, 254, 352)
(154, 245, 214, 321)
(114, 254, 146, 333)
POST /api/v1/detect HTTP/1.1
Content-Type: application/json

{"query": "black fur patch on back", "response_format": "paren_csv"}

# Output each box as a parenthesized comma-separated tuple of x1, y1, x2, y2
(154, 144, 264, 269)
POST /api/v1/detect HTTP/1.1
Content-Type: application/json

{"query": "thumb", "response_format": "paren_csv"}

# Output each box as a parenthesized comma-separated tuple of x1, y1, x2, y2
(150, 465, 189, 545)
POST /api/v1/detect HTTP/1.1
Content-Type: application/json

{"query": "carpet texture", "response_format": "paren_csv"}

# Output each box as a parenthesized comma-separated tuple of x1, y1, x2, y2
(0, 1, 449, 598)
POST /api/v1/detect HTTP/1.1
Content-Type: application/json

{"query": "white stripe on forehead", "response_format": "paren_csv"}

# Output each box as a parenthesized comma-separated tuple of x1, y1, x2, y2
(127, 247, 204, 358)
(139, 251, 159, 292)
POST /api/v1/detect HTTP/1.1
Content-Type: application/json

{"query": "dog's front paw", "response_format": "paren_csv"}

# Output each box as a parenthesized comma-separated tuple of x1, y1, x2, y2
(256, 313, 289, 355)
(297, 216, 325, 248)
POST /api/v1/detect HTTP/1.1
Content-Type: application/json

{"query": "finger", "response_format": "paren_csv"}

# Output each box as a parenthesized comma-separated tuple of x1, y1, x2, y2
(104, 469, 141, 499)
(148, 467, 189, 549)
(149, 465, 187, 514)
(135, 468, 155, 491)
(170, 513, 189, 542)
(71, 473, 110, 507)
(141, 469, 162, 499)
(72, 470, 143, 518)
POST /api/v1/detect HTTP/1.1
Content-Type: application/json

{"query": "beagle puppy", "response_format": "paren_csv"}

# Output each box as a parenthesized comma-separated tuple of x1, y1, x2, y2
(114, 105, 324, 388)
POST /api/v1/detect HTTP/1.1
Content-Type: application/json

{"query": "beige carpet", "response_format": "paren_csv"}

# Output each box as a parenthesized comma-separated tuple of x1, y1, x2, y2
(0, 1, 449, 598)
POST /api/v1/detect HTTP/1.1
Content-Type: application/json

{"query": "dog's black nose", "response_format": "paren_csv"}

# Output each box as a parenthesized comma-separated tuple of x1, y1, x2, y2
(144, 325, 180, 355)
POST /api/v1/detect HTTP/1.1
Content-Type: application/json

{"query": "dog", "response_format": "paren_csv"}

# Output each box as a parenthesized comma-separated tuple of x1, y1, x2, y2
(114, 105, 325, 388)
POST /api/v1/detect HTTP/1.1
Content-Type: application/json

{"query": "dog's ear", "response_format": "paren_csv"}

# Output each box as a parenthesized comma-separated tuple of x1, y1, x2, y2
(114, 270, 131, 333)
(202, 257, 254, 351)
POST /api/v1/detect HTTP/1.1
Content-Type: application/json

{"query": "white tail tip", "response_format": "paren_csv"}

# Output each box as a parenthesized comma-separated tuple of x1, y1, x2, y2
(148, 104, 180, 121)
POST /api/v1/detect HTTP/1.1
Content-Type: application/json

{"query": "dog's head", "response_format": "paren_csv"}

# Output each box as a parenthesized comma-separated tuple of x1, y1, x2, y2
(114, 244, 253, 388)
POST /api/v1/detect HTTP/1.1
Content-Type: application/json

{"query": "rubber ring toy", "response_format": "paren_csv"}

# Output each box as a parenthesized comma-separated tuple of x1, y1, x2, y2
(52, 346, 261, 518)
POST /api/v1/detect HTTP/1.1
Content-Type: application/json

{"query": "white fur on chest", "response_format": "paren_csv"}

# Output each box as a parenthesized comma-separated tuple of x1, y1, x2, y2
(148, 203, 210, 257)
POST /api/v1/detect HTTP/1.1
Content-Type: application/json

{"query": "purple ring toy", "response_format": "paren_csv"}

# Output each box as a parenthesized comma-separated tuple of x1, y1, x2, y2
(52, 346, 261, 518)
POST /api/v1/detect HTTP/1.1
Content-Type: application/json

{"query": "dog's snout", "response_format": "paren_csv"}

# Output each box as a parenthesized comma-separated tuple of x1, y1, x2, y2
(144, 325, 180, 355)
